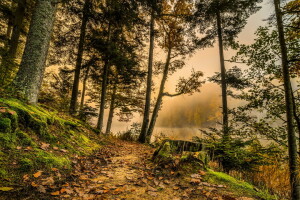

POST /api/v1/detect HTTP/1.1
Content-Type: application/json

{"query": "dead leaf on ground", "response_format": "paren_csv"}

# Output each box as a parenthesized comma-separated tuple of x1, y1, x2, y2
(31, 182, 38, 187)
(190, 178, 201, 185)
(199, 170, 206, 176)
(40, 142, 50, 150)
(0, 187, 14, 191)
(23, 174, 29, 182)
(51, 168, 59, 172)
(51, 191, 60, 196)
(37, 185, 47, 193)
(33, 171, 42, 178)
(41, 177, 54, 185)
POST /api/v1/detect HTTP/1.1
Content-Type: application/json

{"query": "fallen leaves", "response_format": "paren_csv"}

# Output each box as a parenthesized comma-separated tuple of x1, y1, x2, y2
(51, 191, 60, 196)
(40, 142, 50, 150)
(0, 187, 14, 191)
(33, 171, 43, 178)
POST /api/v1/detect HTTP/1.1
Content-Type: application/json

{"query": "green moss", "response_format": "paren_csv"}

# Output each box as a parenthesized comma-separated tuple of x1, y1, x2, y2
(0, 118, 11, 133)
(0, 168, 8, 177)
(35, 150, 70, 169)
(206, 170, 277, 200)
(16, 131, 36, 146)
(19, 158, 34, 172)
(0, 98, 102, 185)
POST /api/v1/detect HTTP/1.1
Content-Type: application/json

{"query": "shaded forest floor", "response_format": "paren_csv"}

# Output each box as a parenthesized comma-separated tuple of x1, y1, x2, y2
(1, 139, 264, 200)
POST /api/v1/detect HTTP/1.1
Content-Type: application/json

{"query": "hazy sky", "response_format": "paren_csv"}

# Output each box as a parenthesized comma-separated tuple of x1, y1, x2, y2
(107, 0, 275, 135)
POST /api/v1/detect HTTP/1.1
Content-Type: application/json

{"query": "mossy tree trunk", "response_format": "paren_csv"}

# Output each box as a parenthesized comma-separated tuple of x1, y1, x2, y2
(69, 0, 90, 114)
(13, 0, 57, 104)
(273, 0, 300, 199)
(146, 47, 172, 142)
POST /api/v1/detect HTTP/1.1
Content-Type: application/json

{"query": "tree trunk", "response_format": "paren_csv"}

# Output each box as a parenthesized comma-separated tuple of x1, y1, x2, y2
(79, 65, 90, 112)
(5, 1, 15, 46)
(96, 20, 111, 133)
(146, 47, 172, 143)
(216, 10, 229, 140)
(69, 0, 90, 114)
(105, 84, 117, 135)
(273, 0, 300, 199)
(97, 59, 109, 132)
(13, 0, 56, 104)
(9, 0, 26, 59)
(139, 9, 155, 143)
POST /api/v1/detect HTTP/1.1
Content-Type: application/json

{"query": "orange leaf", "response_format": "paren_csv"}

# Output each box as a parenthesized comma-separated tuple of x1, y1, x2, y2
(51, 168, 59, 172)
(33, 171, 42, 178)
(51, 191, 60, 196)
(60, 188, 66, 193)
(23, 174, 29, 182)
(31, 182, 38, 187)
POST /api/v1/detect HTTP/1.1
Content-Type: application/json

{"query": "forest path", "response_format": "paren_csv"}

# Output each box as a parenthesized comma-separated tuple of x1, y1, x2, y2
(17, 139, 254, 200)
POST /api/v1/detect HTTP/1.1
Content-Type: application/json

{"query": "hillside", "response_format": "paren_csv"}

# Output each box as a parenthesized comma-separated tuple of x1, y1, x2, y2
(0, 99, 277, 199)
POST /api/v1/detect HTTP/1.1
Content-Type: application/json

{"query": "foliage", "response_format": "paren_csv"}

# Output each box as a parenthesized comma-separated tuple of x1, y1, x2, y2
(117, 123, 141, 141)
(194, 133, 281, 173)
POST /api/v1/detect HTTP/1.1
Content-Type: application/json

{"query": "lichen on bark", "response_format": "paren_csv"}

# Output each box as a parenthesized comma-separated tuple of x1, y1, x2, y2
(13, 0, 57, 104)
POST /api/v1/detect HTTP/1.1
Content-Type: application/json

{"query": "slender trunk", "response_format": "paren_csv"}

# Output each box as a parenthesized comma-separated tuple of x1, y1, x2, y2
(5, 1, 15, 46)
(97, 60, 109, 132)
(69, 0, 90, 114)
(0, 0, 25, 87)
(9, 0, 26, 59)
(290, 83, 300, 150)
(96, 21, 111, 133)
(79, 65, 90, 112)
(274, 0, 300, 199)
(139, 9, 155, 143)
(216, 10, 229, 140)
(105, 84, 117, 135)
(146, 47, 172, 143)
(13, 0, 56, 104)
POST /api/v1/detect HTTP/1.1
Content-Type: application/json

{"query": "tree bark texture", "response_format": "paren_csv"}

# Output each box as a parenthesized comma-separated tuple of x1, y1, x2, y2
(96, 20, 111, 133)
(97, 59, 109, 132)
(13, 0, 56, 104)
(139, 10, 155, 143)
(273, 0, 300, 199)
(216, 10, 229, 140)
(79, 65, 90, 112)
(69, 0, 90, 114)
(105, 84, 117, 135)
(9, 0, 26, 59)
(146, 47, 172, 143)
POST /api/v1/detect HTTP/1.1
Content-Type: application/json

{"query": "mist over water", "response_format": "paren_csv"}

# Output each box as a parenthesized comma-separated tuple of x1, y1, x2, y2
(108, 83, 223, 141)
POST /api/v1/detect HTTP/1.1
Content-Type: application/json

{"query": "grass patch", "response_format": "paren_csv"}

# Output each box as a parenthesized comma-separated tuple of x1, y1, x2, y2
(206, 170, 277, 200)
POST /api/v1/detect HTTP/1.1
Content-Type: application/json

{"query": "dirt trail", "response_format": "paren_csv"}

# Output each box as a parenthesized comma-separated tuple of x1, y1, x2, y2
(11, 139, 253, 200)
